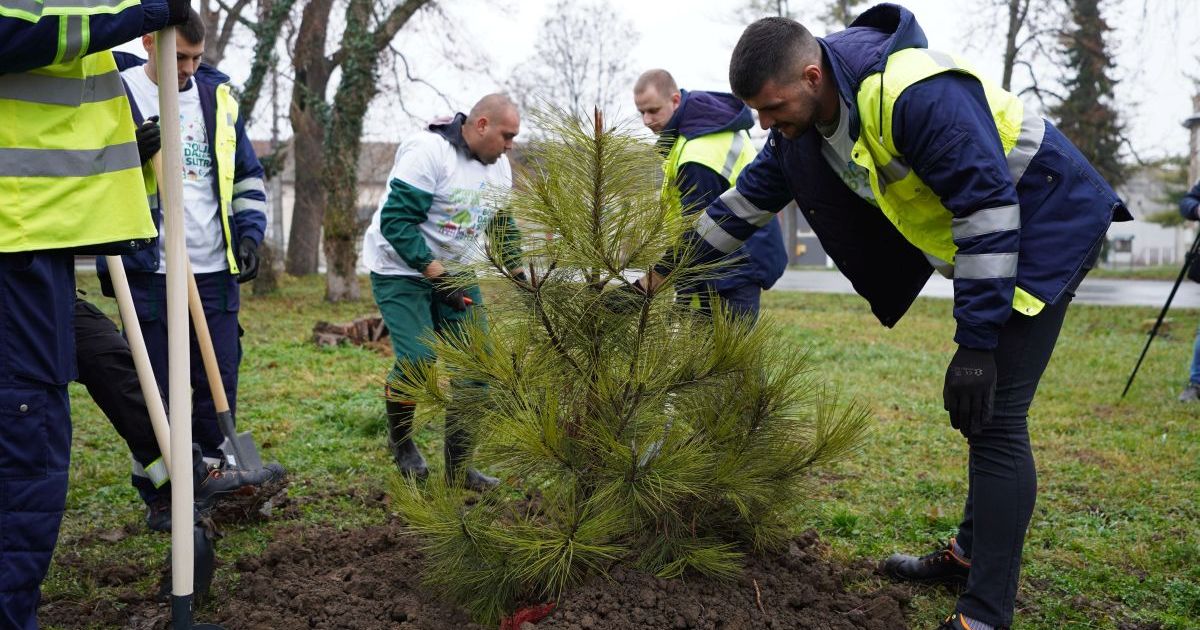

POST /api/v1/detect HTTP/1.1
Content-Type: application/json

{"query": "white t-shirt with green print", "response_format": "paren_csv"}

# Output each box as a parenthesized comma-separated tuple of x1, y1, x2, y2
(363, 130, 512, 276)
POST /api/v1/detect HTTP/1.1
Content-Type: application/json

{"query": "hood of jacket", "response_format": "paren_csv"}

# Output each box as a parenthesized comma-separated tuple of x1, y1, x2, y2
(664, 89, 755, 141)
(817, 2, 928, 139)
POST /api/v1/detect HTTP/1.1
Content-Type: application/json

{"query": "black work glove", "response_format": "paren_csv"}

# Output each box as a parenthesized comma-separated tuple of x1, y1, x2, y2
(136, 116, 160, 164)
(600, 280, 648, 314)
(430, 273, 470, 312)
(943, 346, 997, 438)
(236, 237, 260, 283)
(166, 0, 192, 25)
(511, 270, 528, 285)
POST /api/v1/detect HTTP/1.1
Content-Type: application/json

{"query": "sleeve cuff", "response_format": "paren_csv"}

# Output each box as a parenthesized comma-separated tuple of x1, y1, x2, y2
(408, 253, 434, 273)
(139, 0, 170, 34)
(953, 323, 1000, 351)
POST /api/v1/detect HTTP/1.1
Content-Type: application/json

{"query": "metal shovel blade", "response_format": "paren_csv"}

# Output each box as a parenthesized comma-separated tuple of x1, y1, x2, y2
(216, 410, 264, 470)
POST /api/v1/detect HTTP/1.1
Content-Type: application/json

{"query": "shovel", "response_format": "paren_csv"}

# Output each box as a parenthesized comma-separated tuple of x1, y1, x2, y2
(186, 262, 265, 471)
(153, 27, 224, 629)
(105, 254, 217, 608)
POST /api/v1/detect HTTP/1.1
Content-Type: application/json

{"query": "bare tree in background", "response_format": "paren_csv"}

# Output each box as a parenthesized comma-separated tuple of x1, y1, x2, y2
(508, 0, 639, 122)
(739, 0, 865, 30)
(962, 0, 1063, 102)
(284, 0, 436, 278)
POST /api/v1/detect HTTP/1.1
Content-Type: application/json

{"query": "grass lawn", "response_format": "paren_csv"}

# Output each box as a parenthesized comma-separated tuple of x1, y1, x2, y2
(1088, 264, 1183, 281)
(47, 272, 1199, 629)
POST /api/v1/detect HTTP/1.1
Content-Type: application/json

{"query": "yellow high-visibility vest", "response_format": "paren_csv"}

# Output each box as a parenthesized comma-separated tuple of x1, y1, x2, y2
(0, 51, 156, 252)
(664, 129, 756, 208)
(853, 48, 1046, 315)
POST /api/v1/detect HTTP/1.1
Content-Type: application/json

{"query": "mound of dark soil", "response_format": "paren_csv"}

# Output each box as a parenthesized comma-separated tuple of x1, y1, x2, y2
(40, 488, 910, 629)
(210, 522, 486, 630)
(211, 524, 908, 630)
(536, 530, 908, 630)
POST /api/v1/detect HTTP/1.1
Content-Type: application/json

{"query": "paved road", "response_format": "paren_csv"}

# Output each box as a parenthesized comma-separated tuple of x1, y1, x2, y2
(772, 270, 1200, 309)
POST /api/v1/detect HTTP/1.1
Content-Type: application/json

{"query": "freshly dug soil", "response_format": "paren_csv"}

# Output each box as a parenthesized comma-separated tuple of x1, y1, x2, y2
(210, 522, 487, 630)
(41, 487, 909, 629)
(536, 530, 909, 630)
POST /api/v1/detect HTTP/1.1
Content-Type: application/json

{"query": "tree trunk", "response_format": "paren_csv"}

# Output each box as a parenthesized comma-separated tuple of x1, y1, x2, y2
(287, 113, 327, 275)
(1001, 0, 1025, 91)
(321, 0, 376, 302)
(252, 240, 278, 294)
(321, 0, 430, 301)
(284, 0, 335, 275)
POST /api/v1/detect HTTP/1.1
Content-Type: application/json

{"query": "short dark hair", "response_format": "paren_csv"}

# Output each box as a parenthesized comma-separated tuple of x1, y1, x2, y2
(728, 17, 820, 99)
(179, 7, 206, 45)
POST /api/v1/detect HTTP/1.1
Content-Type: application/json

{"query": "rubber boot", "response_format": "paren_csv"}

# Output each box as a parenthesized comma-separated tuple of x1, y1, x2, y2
(386, 398, 429, 479)
(444, 413, 498, 491)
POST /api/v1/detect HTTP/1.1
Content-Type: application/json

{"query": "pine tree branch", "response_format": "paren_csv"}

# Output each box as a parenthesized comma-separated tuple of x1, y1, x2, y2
(531, 263, 581, 374)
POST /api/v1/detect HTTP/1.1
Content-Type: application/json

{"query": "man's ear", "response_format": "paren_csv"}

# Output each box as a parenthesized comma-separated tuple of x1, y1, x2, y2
(671, 92, 681, 108)
(142, 34, 155, 53)
(476, 116, 489, 134)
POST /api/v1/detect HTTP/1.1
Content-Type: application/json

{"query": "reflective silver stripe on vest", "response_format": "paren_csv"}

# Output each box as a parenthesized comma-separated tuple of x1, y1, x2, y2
(232, 176, 265, 195)
(45, 0, 130, 9)
(955, 253, 1018, 279)
(697, 212, 743, 254)
(1006, 107, 1045, 185)
(720, 132, 746, 180)
(61, 14, 84, 61)
(877, 157, 911, 185)
(924, 49, 959, 70)
(0, 69, 124, 106)
(951, 204, 1020, 240)
(232, 197, 268, 213)
(0, 142, 139, 177)
(0, 0, 41, 14)
(718, 188, 775, 227)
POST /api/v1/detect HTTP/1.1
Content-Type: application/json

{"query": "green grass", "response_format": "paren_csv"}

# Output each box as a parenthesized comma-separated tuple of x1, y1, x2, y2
(1088, 264, 1183, 281)
(766, 289, 1200, 630)
(46, 273, 1199, 629)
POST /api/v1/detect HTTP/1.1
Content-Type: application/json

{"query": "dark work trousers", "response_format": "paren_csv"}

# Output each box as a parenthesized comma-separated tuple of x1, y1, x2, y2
(73, 297, 163, 470)
(0, 252, 74, 630)
(678, 281, 763, 321)
(125, 271, 241, 503)
(955, 253, 1095, 627)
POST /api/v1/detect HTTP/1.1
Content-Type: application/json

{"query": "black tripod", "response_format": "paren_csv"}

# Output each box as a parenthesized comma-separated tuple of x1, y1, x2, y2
(1121, 228, 1200, 397)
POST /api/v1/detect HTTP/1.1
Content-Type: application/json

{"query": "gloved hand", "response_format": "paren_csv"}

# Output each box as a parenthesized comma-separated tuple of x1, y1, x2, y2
(167, 0, 192, 25)
(136, 116, 161, 164)
(511, 270, 529, 285)
(943, 346, 997, 437)
(430, 273, 470, 312)
(600, 280, 648, 314)
(236, 237, 259, 283)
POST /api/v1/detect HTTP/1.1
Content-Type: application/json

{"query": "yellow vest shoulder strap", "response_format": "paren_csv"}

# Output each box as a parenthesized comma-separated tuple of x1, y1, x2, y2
(667, 130, 755, 186)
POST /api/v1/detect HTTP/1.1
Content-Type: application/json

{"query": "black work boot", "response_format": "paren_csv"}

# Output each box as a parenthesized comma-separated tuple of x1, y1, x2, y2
(195, 460, 287, 507)
(444, 415, 498, 491)
(386, 398, 429, 480)
(881, 537, 971, 585)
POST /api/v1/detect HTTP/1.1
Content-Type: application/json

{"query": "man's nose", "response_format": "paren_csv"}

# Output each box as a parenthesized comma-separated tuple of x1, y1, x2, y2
(757, 113, 772, 130)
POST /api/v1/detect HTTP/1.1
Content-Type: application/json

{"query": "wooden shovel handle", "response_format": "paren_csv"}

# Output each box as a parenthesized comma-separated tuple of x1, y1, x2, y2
(186, 264, 232, 414)
(152, 152, 232, 415)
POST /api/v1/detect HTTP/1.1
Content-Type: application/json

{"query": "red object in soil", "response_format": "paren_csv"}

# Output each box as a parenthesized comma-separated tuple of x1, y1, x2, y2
(500, 602, 556, 629)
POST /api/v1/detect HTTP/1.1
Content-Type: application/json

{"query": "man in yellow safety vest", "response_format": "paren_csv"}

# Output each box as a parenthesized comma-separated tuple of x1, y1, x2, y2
(0, 0, 190, 625)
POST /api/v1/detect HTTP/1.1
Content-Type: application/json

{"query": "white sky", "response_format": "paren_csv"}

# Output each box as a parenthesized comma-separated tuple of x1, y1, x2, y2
(122, 0, 1200, 160)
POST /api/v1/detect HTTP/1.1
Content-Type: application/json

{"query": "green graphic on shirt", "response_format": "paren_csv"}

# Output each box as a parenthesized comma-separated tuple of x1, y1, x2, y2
(435, 184, 492, 239)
